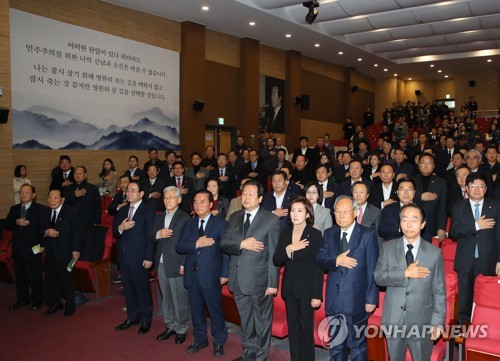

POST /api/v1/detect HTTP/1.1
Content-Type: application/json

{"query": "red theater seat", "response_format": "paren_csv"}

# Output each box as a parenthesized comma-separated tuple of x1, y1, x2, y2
(72, 226, 113, 302)
(272, 270, 288, 338)
(465, 276, 500, 361)
(367, 290, 389, 361)
(0, 229, 14, 283)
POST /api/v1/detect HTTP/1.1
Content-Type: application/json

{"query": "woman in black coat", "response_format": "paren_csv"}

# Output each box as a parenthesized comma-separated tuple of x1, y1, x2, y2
(273, 196, 324, 361)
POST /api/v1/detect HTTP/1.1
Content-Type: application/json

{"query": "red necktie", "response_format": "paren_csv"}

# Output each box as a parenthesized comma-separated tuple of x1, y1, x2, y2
(176, 177, 181, 188)
(357, 207, 364, 224)
(463, 190, 467, 199)
(127, 205, 135, 221)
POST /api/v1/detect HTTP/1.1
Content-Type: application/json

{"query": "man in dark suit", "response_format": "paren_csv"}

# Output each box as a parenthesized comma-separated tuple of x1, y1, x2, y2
(107, 175, 130, 217)
(240, 150, 269, 193)
(264, 85, 284, 133)
(450, 173, 500, 324)
(265, 148, 293, 175)
(434, 136, 458, 177)
(153, 186, 191, 344)
(316, 195, 379, 361)
(124, 155, 146, 182)
(114, 181, 156, 334)
(445, 152, 465, 186)
(140, 164, 167, 212)
(262, 170, 299, 230)
(375, 203, 446, 360)
(333, 152, 352, 184)
(446, 165, 471, 217)
(176, 189, 230, 356)
(315, 163, 339, 212)
(412, 153, 447, 242)
(338, 160, 372, 196)
(209, 153, 236, 199)
(49, 155, 75, 191)
(291, 154, 315, 191)
(143, 148, 165, 171)
(292, 136, 318, 167)
(41, 189, 82, 317)
(352, 181, 383, 249)
(5, 184, 44, 310)
(221, 180, 280, 361)
(390, 148, 414, 181)
(185, 152, 210, 191)
(166, 161, 195, 214)
(368, 163, 398, 210)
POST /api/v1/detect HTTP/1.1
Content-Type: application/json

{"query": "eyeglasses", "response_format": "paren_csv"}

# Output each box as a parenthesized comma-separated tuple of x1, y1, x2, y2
(468, 184, 485, 190)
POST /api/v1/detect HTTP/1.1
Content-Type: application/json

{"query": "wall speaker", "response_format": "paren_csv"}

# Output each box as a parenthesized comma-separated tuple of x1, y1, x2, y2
(192, 100, 205, 111)
(469, 80, 476, 87)
(415, 90, 421, 96)
(351, 85, 359, 93)
(300, 94, 310, 110)
(0, 107, 9, 124)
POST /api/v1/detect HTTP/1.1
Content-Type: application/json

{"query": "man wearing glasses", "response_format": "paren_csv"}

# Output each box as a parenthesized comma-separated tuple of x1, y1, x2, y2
(316, 195, 379, 361)
(465, 149, 494, 196)
(450, 173, 500, 324)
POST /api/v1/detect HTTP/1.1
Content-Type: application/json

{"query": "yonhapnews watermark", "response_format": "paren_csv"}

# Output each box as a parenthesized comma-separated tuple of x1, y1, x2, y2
(318, 315, 488, 349)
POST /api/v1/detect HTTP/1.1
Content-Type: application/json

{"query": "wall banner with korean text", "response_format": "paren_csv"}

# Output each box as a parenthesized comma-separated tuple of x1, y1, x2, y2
(10, 9, 179, 150)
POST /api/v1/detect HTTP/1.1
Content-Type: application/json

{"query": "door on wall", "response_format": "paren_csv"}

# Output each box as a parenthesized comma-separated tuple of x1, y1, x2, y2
(205, 126, 236, 154)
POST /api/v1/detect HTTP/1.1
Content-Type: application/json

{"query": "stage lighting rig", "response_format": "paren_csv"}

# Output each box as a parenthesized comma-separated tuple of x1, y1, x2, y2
(303, 0, 319, 24)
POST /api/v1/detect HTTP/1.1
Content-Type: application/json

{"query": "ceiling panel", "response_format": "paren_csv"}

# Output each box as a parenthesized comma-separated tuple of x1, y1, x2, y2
(406, 35, 447, 48)
(368, 11, 419, 29)
(421, 45, 458, 55)
(384, 48, 423, 59)
(346, 30, 394, 45)
(411, 2, 472, 24)
(320, 18, 374, 36)
(469, 0, 500, 15)
(367, 40, 410, 53)
(336, 0, 400, 16)
(456, 41, 499, 52)
(432, 18, 481, 35)
(389, 24, 435, 39)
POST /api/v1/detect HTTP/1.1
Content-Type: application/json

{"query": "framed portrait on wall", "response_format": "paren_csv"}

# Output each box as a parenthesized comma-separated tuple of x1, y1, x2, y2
(259, 76, 285, 134)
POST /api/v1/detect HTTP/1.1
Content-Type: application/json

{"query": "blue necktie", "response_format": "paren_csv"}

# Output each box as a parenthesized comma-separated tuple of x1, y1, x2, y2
(474, 203, 480, 258)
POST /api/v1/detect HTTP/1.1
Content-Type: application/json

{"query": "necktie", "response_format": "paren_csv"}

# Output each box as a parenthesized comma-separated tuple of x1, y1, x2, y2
(150, 179, 154, 186)
(220, 169, 223, 177)
(127, 205, 135, 221)
(51, 210, 57, 226)
(20, 205, 27, 219)
(122, 193, 126, 203)
(177, 177, 181, 188)
(63, 173, 68, 180)
(463, 190, 467, 199)
(198, 219, 205, 237)
(243, 213, 251, 238)
(340, 232, 348, 253)
(474, 203, 480, 258)
(357, 207, 364, 224)
(406, 244, 414, 266)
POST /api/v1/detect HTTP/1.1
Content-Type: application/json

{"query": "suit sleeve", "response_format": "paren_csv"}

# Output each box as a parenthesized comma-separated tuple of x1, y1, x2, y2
(431, 251, 446, 327)
(437, 181, 448, 231)
(377, 207, 399, 240)
(374, 242, 408, 288)
(175, 221, 197, 255)
(5, 206, 17, 230)
(144, 207, 156, 262)
(220, 214, 242, 255)
(69, 207, 83, 252)
(310, 230, 325, 300)
(220, 221, 230, 278)
(365, 230, 380, 306)
(113, 206, 127, 238)
(273, 229, 291, 266)
(90, 186, 102, 225)
(267, 216, 281, 289)
(316, 228, 339, 271)
(449, 203, 477, 239)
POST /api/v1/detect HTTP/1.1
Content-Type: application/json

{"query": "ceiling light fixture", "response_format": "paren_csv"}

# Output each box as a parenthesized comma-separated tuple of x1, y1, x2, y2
(357, 58, 362, 62)
(249, 21, 255, 26)
(201, 6, 209, 11)
(394, 74, 398, 77)
(383, 68, 388, 72)
(314, 43, 320, 47)
(438, 70, 442, 73)
(487, 59, 492, 62)
(430, 64, 435, 68)
(286, 34, 291, 38)
(374, 64, 378, 67)
(445, 75, 449, 78)
(338, 51, 343, 55)
(303, 0, 319, 25)
(408, 78, 412, 80)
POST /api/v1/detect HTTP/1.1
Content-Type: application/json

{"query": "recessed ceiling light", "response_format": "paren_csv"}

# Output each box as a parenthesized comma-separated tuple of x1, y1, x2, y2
(430, 64, 435, 68)
(249, 21, 256, 26)
(383, 68, 388, 72)
(285, 34, 291, 38)
(374, 64, 378, 67)
(408, 78, 412, 80)
(357, 58, 362, 62)
(394, 74, 398, 77)
(338, 51, 343, 55)
(445, 75, 449, 78)
(438, 70, 442, 73)
(201, 6, 209, 11)
(487, 59, 492, 62)
(315, 43, 320, 47)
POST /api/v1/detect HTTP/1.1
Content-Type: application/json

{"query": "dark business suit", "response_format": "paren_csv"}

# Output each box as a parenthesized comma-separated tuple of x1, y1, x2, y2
(359, 203, 383, 249)
(107, 191, 127, 216)
(124, 167, 146, 182)
(412, 174, 447, 239)
(221, 207, 280, 361)
(378, 202, 430, 242)
(319, 180, 340, 212)
(140, 177, 167, 212)
(450, 198, 500, 323)
(374, 238, 446, 360)
(368, 181, 398, 209)
(292, 147, 318, 167)
(213, 196, 230, 220)
(176, 215, 230, 346)
(446, 184, 467, 217)
(262, 189, 298, 230)
(338, 178, 372, 197)
(241, 162, 269, 193)
(49, 168, 75, 191)
(316, 223, 379, 361)
(166, 175, 195, 215)
(210, 167, 236, 199)
(5, 202, 45, 307)
(153, 208, 191, 335)
(113, 201, 155, 325)
(291, 168, 316, 189)
(41, 204, 81, 313)
(273, 224, 323, 361)
(391, 160, 414, 179)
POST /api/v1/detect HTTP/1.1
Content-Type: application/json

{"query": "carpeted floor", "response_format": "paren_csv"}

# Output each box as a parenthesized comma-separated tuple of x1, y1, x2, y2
(0, 279, 329, 361)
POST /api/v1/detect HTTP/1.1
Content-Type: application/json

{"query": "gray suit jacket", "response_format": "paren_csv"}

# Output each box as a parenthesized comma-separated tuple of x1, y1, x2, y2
(185, 167, 210, 191)
(312, 204, 333, 235)
(226, 196, 242, 221)
(220, 207, 280, 296)
(360, 203, 383, 248)
(374, 237, 446, 339)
